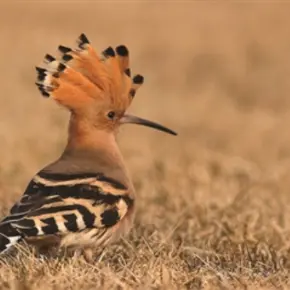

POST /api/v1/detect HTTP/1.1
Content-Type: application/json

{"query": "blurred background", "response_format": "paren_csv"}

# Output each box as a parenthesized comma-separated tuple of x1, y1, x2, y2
(2, 4, 290, 286)
(1, 2, 290, 209)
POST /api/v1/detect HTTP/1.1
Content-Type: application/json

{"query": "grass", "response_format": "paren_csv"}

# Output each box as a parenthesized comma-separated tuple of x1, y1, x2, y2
(1, 2, 290, 289)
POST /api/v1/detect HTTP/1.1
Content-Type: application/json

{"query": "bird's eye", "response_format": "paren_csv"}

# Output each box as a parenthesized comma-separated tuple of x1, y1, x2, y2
(107, 111, 116, 120)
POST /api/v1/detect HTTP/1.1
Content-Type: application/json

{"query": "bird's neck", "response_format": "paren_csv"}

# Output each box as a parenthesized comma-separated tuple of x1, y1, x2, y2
(65, 116, 118, 159)
(62, 115, 131, 186)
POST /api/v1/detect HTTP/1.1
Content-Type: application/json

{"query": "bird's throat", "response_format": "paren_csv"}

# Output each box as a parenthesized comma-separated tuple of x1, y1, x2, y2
(64, 115, 126, 170)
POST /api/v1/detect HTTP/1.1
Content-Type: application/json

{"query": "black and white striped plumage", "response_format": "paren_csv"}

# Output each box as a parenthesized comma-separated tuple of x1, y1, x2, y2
(0, 169, 133, 253)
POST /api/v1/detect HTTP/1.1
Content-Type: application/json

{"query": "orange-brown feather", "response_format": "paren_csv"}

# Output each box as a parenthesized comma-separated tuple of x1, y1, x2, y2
(64, 48, 110, 92)
(50, 79, 94, 110)
(104, 55, 123, 100)
(59, 66, 101, 98)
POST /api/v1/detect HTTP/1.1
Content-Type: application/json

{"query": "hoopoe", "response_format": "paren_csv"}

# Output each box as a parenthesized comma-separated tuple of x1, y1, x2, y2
(0, 34, 176, 259)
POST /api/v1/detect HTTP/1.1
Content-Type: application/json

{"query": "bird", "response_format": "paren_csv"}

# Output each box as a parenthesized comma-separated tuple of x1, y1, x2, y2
(0, 33, 177, 260)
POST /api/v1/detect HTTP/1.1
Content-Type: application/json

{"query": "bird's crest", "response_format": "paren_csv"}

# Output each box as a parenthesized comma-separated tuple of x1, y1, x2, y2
(35, 33, 144, 113)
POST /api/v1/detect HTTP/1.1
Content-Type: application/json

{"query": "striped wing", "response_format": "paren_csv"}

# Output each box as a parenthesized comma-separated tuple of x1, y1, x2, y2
(1, 172, 133, 239)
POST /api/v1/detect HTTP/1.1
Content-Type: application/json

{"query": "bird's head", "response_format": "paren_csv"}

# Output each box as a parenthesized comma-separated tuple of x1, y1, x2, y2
(36, 34, 177, 137)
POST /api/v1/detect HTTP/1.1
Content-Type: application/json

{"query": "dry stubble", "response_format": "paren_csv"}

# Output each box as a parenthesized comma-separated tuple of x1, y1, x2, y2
(1, 2, 290, 289)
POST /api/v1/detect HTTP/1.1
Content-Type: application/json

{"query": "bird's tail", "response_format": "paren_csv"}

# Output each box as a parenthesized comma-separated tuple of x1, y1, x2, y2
(0, 223, 23, 254)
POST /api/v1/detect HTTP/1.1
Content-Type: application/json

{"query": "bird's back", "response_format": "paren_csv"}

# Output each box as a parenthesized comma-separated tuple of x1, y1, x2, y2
(0, 151, 135, 254)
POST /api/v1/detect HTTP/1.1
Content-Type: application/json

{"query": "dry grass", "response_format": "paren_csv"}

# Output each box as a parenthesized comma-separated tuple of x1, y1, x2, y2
(1, 2, 290, 289)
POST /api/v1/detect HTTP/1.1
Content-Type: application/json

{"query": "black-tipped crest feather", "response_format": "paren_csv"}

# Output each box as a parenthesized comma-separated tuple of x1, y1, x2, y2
(44, 54, 55, 63)
(58, 45, 72, 54)
(116, 45, 129, 57)
(37, 72, 46, 82)
(35, 83, 50, 97)
(103, 47, 115, 57)
(35, 67, 46, 74)
(62, 54, 73, 62)
(133, 74, 144, 84)
(79, 33, 90, 44)
(78, 33, 90, 49)
(57, 63, 66, 73)
(124, 68, 131, 77)
(129, 89, 136, 98)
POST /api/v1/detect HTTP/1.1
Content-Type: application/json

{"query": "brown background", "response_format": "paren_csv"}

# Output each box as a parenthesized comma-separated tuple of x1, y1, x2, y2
(0, 2, 290, 289)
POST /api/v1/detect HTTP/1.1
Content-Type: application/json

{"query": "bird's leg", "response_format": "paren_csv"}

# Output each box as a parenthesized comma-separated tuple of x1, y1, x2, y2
(72, 248, 82, 259)
(82, 248, 94, 263)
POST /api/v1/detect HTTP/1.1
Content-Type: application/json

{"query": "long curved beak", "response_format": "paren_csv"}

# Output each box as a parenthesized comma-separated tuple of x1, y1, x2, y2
(120, 114, 177, 136)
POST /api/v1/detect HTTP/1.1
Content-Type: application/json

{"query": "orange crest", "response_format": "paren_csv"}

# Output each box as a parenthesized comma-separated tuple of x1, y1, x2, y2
(35, 34, 144, 113)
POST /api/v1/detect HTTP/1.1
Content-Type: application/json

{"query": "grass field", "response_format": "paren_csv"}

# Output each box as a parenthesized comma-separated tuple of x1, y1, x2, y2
(1, 2, 290, 289)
